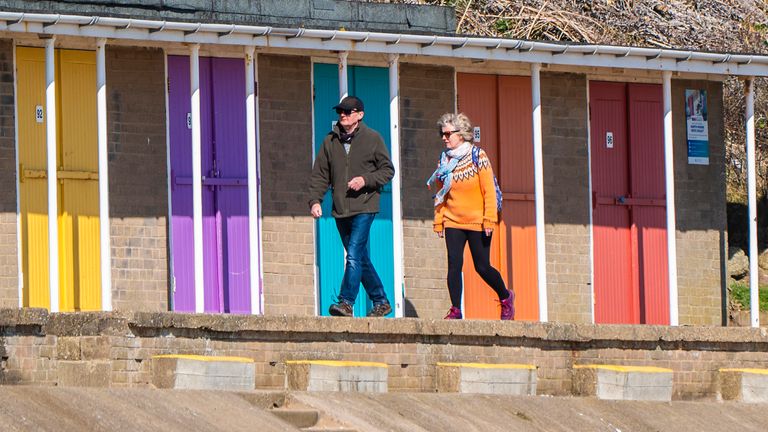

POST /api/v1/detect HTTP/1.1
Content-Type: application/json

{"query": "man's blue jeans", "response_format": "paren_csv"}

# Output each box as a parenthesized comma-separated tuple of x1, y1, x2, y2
(335, 212, 388, 306)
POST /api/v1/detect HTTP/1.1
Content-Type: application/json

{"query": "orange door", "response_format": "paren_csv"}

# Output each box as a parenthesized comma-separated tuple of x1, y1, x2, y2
(456, 73, 538, 320)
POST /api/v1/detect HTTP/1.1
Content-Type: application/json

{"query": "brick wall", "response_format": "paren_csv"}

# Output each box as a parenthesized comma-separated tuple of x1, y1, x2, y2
(1, 310, 767, 400)
(0, 39, 17, 308)
(673, 80, 726, 325)
(106, 46, 169, 312)
(399, 63, 455, 319)
(258, 54, 315, 317)
(541, 72, 592, 324)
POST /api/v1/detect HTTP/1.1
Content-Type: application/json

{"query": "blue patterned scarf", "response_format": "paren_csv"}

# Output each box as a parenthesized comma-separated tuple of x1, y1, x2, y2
(426, 142, 472, 206)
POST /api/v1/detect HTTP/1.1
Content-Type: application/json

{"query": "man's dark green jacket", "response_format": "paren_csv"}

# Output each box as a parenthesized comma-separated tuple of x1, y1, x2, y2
(308, 121, 394, 218)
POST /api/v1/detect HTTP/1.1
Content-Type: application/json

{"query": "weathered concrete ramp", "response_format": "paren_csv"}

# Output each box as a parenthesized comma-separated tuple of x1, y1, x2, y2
(1, 387, 768, 431)
(0, 387, 296, 432)
(290, 392, 768, 432)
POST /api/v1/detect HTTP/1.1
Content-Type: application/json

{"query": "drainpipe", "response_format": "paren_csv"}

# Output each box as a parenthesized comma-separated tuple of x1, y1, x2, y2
(662, 71, 679, 326)
(531, 63, 548, 322)
(190, 44, 205, 313)
(338, 51, 348, 100)
(745, 77, 759, 328)
(245, 46, 262, 315)
(45, 36, 59, 313)
(388, 53, 404, 317)
(96, 38, 112, 311)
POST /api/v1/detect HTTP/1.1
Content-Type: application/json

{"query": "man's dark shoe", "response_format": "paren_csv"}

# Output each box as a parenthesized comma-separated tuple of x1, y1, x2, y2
(329, 301, 353, 317)
(367, 302, 392, 317)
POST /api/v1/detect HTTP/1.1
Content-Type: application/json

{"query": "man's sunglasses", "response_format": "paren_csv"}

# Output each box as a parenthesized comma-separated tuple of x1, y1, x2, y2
(335, 108, 359, 115)
(439, 129, 460, 138)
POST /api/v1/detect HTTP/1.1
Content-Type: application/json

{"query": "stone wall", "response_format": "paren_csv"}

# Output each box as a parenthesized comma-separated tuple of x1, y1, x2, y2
(672, 79, 727, 326)
(0, 39, 17, 308)
(0, 310, 766, 400)
(106, 46, 169, 312)
(541, 72, 592, 324)
(0, 0, 455, 34)
(399, 63, 455, 319)
(258, 54, 316, 317)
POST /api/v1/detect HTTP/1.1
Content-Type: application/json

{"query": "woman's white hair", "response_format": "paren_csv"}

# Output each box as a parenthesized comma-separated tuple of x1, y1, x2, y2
(437, 113, 474, 142)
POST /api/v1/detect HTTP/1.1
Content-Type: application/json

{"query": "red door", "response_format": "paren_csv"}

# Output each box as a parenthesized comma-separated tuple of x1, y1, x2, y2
(590, 81, 668, 324)
(457, 73, 538, 320)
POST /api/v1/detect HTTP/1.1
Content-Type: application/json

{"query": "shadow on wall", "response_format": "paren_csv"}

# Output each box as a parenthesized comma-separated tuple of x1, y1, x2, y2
(107, 46, 169, 220)
(727, 198, 768, 255)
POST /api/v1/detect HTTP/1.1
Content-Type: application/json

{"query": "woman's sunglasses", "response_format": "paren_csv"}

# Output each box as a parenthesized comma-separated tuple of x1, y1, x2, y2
(335, 108, 358, 115)
(439, 129, 460, 138)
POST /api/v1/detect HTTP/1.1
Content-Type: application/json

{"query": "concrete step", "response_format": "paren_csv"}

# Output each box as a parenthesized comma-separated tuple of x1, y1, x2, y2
(269, 408, 319, 428)
(436, 362, 537, 395)
(285, 360, 388, 392)
(719, 368, 768, 403)
(572, 364, 673, 401)
(151, 354, 255, 391)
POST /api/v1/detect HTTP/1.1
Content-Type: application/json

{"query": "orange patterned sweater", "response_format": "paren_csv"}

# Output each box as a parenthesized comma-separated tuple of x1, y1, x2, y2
(433, 147, 498, 233)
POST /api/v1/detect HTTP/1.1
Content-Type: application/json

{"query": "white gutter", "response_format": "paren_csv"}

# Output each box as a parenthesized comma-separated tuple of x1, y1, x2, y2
(0, 12, 766, 76)
(745, 77, 759, 328)
(44, 36, 59, 312)
(96, 37, 112, 311)
(662, 71, 679, 326)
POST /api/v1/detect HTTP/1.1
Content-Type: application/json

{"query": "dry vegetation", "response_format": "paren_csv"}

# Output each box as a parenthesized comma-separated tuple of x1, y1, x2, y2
(381, 0, 768, 203)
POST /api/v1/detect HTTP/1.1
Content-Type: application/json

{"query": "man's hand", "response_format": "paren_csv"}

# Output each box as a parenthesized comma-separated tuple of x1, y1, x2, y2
(310, 203, 322, 218)
(347, 176, 365, 191)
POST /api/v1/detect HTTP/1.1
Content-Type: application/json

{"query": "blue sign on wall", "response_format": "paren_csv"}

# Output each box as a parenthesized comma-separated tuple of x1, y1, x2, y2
(685, 89, 709, 165)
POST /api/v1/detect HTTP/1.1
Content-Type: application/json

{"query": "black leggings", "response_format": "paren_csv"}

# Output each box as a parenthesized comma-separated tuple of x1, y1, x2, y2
(445, 228, 509, 308)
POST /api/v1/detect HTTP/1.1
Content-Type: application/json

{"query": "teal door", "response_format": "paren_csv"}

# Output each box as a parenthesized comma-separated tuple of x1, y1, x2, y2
(312, 63, 395, 317)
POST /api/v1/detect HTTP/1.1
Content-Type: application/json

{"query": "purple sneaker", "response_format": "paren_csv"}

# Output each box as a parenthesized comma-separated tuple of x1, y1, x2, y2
(500, 290, 515, 321)
(444, 306, 462, 320)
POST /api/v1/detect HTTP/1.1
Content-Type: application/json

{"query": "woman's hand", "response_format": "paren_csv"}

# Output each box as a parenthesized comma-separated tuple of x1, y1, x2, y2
(437, 230, 444, 238)
(484, 227, 493, 237)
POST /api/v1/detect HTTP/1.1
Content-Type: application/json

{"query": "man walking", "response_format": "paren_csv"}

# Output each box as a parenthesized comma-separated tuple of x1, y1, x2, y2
(308, 96, 395, 317)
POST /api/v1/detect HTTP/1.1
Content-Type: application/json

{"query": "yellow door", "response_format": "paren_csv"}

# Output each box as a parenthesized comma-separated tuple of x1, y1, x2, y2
(58, 49, 101, 311)
(17, 47, 50, 309)
(16, 47, 101, 311)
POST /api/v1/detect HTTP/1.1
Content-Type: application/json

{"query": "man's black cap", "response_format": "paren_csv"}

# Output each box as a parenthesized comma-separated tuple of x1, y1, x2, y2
(333, 96, 364, 112)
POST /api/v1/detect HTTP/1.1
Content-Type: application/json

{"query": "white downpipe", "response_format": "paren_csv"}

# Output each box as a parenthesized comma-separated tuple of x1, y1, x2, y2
(190, 44, 205, 313)
(745, 77, 759, 328)
(388, 53, 404, 318)
(96, 38, 112, 311)
(662, 71, 679, 326)
(162, 50, 175, 309)
(338, 51, 348, 100)
(245, 46, 262, 315)
(254, 52, 265, 315)
(45, 37, 59, 313)
(12, 39, 22, 308)
(531, 63, 547, 322)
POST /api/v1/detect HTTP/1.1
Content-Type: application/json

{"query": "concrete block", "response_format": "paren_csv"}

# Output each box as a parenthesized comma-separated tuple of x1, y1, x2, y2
(152, 355, 255, 391)
(572, 364, 673, 401)
(436, 362, 537, 395)
(285, 360, 388, 393)
(57, 361, 111, 387)
(719, 368, 768, 403)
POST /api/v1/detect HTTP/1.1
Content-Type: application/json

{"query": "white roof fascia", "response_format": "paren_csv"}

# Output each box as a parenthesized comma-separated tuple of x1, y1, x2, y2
(0, 11, 765, 76)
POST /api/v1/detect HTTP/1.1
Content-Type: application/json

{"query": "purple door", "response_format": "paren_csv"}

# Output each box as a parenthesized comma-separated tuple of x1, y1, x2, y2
(168, 55, 253, 313)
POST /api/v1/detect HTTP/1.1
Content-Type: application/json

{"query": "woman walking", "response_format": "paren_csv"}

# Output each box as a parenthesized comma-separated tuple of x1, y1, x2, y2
(427, 113, 515, 320)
